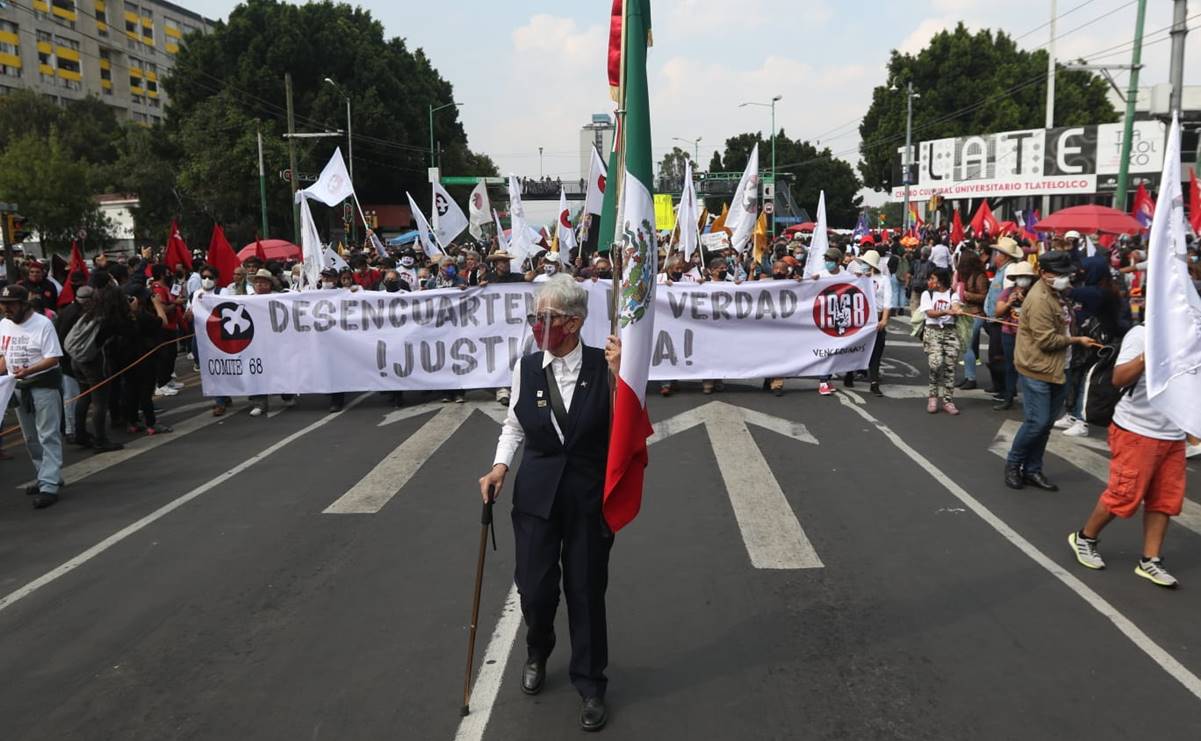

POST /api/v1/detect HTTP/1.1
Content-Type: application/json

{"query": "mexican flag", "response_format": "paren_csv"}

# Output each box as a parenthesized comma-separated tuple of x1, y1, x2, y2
(604, 0, 655, 533)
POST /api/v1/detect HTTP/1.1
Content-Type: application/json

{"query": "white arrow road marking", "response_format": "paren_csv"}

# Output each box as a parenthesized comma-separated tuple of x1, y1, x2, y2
(324, 403, 476, 514)
(651, 401, 822, 570)
(989, 420, 1201, 537)
(18, 407, 242, 489)
(0, 393, 371, 614)
(838, 394, 1201, 703)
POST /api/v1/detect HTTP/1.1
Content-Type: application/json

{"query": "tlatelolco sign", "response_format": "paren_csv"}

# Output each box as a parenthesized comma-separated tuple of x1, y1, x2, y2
(890, 120, 1166, 201)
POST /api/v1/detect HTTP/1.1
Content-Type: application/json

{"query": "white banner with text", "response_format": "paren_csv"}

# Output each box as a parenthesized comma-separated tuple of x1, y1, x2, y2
(194, 278, 878, 395)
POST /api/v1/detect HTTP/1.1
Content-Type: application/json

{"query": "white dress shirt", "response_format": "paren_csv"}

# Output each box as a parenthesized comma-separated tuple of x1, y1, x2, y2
(493, 340, 585, 469)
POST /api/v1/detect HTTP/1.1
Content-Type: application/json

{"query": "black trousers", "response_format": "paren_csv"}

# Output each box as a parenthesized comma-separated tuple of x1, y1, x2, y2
(868, 322, 887, 383)
(512, 488, 613, 699)
(74, 362, 110, 444)
(156, 329, 178, 388)
(986, 322, 1006, 391)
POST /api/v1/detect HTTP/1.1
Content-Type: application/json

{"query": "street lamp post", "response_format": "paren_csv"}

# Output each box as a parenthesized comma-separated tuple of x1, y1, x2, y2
(739, 95, 782, 234)
(672, 136, 702, 164)
(428, 101, 462, 168)
(324, 77, 355, 244)
(539, 146, 544, 178)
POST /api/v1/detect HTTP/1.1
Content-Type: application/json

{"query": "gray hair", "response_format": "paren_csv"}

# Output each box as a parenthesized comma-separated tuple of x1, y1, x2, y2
(535, 273, 588, 319)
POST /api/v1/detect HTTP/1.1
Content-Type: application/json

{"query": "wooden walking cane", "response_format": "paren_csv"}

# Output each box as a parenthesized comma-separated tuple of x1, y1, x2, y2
(461, 485, 497, 716)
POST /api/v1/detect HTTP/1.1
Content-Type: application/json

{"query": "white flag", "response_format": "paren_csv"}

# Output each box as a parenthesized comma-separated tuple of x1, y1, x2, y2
(405, 191, 441, 258)
(1084, 236, 1097, 258)
(805, 191, 829, 278)
(431, 181, 469, 246)
(1145, 114, 1201, 437)
(677, 159, 700, 261)
(726, 143, 759, 253)
(493, 208, 522, 275)
(302, 147, 355, 207)
(507, 174, 536, 263)
(585, 146, 607, 216)
(556, 188, 578, 259)
(322, 246, 348, 272)
(468, 181, 491, 240)
(297, 194, 325, 290)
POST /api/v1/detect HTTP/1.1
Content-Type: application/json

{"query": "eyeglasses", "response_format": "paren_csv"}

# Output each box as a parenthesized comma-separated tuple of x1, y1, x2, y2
(525, 311, 572, 326)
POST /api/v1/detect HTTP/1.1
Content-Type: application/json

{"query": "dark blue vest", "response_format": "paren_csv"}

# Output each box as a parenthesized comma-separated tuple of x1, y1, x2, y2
(512, 345, 611, 520)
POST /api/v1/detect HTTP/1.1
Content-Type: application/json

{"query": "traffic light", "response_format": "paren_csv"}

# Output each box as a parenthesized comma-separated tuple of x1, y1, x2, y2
(5, 213, 30, 244)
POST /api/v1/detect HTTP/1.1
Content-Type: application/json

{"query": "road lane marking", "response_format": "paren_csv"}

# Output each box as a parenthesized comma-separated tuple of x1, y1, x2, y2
(989, 420, 1201, 537)
(837, 392, 1201, 702)
(454, 584, 522, 741)
(17, 408, 242, 490)
(324, 404, 475, 514)
(0, 393, 371, 614)
(650, 401, 823, 569)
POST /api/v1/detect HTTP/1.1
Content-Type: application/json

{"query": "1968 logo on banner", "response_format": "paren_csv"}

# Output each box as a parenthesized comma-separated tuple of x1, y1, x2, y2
(206, 302, 255, 354)
(813, 283, 869, 338)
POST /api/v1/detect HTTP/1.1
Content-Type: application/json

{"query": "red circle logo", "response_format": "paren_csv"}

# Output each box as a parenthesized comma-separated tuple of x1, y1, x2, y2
(597, 174, 606, 193)
(813, 283, 870, 338)
(206, 301, 255, 354)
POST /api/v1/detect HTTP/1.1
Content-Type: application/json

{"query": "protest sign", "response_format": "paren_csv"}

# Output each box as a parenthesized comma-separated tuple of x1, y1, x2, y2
(194, 277, 877, 395)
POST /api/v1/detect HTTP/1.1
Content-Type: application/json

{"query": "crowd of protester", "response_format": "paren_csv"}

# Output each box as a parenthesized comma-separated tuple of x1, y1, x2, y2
(3, 219, 1199, 590)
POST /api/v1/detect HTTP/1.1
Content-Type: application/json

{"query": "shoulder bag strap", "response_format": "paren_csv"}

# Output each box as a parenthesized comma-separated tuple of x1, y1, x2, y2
(543, 363, 570, 434)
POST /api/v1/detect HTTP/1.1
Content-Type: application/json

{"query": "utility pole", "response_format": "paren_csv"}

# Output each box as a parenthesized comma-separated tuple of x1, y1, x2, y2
(1168, 0, 1188, 116)
(770, 95, 780, 236)
(903, 81, 915, 231)
(1043, 0, 1056, 220)
(1113, 0, 1147, 211)
(539, 146, 544, 178)
(285, 72, 300, 244)
(257, 127, 269, 239)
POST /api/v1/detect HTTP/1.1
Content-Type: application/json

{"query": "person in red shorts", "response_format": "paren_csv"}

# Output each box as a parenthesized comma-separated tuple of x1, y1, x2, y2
(1067, 324, 1187, 588)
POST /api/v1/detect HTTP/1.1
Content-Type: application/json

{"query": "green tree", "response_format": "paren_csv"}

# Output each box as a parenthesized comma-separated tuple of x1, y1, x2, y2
(711, 131, 863, 227)
(858, 23, 1118, 192)
(163, 0, 496, 246)
(0, 132, 111, 254)
(656, 146, 692, 185)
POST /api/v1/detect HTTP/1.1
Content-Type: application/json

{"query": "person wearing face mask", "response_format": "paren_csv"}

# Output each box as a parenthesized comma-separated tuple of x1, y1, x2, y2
(852, 250, 892, 397)
(533, 252, 563, 283)
(319, 268, 339, 290)
(396, 249, 420, 288)
(478, 274, 622, 732)
(992, 261, 1035, 410)
(1004, 251, 1103, 491)
(814, 247, 847, 396)
(0, 285, 65, 509)
(378, 269, 411, 293)
(591, 256, 614, 281)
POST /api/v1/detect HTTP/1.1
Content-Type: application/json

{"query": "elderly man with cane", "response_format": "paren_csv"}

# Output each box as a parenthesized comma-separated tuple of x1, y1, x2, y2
(477, 274, 621, 731)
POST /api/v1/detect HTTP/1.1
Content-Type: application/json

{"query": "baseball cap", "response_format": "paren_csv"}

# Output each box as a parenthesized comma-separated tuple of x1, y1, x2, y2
(1038, 250, 1074, 275)
(0, 284, 30, 303)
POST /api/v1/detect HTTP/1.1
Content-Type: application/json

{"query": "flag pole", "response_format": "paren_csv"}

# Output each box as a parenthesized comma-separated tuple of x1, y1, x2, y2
(609, 0, 631, 340)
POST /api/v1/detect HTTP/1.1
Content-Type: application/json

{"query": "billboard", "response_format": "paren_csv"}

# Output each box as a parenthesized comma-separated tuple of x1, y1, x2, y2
(890, 120, 1166, 202)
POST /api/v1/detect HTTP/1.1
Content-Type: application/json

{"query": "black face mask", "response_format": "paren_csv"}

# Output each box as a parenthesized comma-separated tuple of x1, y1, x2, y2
(714, 270, 727, 281)
(383, 280, 401, 292)
(669, 271, 683, 281)
(596, 270, 612, 280)
(772, 273, 788, 280)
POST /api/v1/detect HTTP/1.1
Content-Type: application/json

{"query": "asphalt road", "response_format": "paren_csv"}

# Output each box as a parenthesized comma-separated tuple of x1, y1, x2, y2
(3, 322, 1201, 741)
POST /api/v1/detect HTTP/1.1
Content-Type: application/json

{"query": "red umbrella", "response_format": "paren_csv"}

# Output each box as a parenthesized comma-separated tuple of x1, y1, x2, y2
(237, 239, 302, 262)
(783, 222, 818, 234)
(1036, 205, 1146, 235)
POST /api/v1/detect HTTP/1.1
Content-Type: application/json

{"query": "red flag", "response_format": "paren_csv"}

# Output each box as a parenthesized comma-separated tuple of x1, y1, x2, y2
(607, 0, 623, 101)
(969, 201, 998, 236)
(57, 240, 91, 307)
(254, 236, 267, 263)
(1131, 182, 1155, 228)
(950, 209, 965, 244)
(206, 224, 240, 288)
(1188, 168, 1201, 236)
(163, 219, 193, 271)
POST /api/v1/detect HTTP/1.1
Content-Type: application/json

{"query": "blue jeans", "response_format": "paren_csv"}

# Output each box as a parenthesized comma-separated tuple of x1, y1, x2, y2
(16, 386, 64, 494)
(963, 317, 985, 381)
(1000, 333, 1018, 401)
(1006, 375, 1067, 475)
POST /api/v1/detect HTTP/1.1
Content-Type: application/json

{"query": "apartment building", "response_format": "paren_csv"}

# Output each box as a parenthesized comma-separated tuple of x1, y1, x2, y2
(0, 0, 214, 124)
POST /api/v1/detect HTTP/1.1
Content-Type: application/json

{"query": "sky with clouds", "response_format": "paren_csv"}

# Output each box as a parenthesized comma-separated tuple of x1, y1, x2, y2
(186, 1, 1196, 204)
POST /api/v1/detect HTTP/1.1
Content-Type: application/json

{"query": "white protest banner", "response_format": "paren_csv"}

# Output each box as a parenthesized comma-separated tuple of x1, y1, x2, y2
(0, 374, 14, 415)
(194, 277, 877, 395)
(700, 231, 731, 252)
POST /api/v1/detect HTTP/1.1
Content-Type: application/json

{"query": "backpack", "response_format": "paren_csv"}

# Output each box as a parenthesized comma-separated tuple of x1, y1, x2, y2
(63, 315, 102, 365)
(1081, 344, 1132, 427)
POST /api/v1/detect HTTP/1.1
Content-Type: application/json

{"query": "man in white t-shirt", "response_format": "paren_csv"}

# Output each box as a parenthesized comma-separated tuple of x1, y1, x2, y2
(0, 284, 65, 509)
(1068, 324, 1188, 588)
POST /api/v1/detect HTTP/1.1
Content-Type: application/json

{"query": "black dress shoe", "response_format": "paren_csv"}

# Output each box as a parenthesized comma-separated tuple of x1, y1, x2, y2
(992, 399, 1013, 411)
(1004, 466, 1025, 490)
(960, 379, 978, 391)
(32, 492, 58, 509)
(520, 659, 545, 695)
(870, 382, 883, 397)
(580, 696, 608, 732)
(1024, 471, 1059, 491)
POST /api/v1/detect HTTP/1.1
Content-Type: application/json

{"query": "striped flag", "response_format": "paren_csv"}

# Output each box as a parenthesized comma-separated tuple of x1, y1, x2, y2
(604, 0, 655, 533)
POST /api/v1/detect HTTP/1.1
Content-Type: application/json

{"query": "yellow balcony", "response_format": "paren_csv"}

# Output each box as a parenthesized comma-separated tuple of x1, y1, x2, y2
(55, 47, 80, 62)
(165, 26, 181, 39)
(98, 58, 110, 69)
(129, 67, 142, 78)
(145, 70, 157, 82)
(57, 68, 82, 82)
(0, 53, 21, 69)
(39, 64, 55, 76)
(97, 21, 108, 32)
(95, 0, 106, 10)
(100, 79, 112, 89)
(0, 31, 19, 45)
(37, 41, 52, 54)
(165, 42, 178, 54)
(51, 5, 77, 21)
(147, 89, 158, 98)
(130, 85, 145, 95)
(33, 0, 49, 12)
(141, 16, 152, 27)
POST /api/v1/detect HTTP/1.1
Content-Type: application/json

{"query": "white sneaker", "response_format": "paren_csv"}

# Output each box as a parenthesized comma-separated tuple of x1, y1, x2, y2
(1053, 415, 1076, 430)
(249, 406, 264, 417)
(167, 381, 185, 390)
(154, 386, 179, 397)
(1062, 419, 1089, 437)
(1068, 531, 1105, 570)
(1187, 443, 1201, 459)
(1136, 558, 1179, 588)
